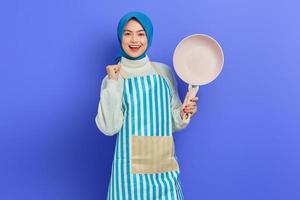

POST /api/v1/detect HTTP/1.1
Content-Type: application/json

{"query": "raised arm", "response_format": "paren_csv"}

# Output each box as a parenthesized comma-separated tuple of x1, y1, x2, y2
(95, 64, 124, 136)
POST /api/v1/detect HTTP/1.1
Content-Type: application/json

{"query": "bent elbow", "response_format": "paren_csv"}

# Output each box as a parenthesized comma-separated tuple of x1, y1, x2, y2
(95, 115, 118, 136)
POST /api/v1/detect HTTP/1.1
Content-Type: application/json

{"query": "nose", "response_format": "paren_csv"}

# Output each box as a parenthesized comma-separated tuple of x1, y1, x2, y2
(131, 34, 139, 43)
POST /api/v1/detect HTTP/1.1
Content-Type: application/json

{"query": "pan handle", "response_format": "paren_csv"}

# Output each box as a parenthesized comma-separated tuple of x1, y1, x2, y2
(188, 84, 199, 96)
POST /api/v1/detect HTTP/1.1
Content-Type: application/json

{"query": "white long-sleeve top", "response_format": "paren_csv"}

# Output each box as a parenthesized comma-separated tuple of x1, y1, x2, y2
(95, 55, 190, 136)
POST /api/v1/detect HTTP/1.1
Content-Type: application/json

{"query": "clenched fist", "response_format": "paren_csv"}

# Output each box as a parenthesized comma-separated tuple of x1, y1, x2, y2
(106, 64, 121, 80)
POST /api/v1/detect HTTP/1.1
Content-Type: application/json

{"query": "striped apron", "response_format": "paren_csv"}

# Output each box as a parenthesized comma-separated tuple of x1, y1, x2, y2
(107, 63, 184, 200)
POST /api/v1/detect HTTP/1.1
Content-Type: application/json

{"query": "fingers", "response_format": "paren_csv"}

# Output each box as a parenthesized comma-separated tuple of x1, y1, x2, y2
(184, 98, 198, 107)
(106, 64, 121, 80)
(114, 64, 121, 73)
(106, 64, 121, 72)
(183, 106, 197, 113)
(183, 107, 197, 116)
(183, 103, 197, 111)
(189, 96, 198, 102)
(183, 95, 198, 108)
(182, 97, 198, 116)
(185, 102, 197, 107)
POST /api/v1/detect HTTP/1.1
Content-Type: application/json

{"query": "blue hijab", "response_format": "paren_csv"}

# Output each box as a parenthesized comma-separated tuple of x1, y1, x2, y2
(115, 11, 153, 62)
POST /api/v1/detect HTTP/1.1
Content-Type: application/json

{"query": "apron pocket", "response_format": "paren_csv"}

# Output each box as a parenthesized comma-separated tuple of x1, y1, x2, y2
(131, 135, 179, 174)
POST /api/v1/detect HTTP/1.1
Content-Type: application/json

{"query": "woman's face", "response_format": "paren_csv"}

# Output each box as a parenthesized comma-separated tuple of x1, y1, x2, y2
(122, 19, 148, 58)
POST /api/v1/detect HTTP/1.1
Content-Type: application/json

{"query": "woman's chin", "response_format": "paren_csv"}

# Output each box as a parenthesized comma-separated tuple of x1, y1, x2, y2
(127, 52, 144, 58)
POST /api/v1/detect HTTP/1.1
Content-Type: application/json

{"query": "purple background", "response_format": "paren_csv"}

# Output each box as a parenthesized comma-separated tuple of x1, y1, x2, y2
(1, 0, 299, 199)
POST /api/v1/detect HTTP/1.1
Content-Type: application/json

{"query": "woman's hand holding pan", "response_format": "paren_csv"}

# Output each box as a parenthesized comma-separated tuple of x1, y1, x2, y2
(180, 91, 198, 120)
(106, 64, 121, 80)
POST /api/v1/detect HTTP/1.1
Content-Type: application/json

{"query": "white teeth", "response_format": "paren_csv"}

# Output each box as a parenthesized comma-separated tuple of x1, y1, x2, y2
(129, 45, 141, 48)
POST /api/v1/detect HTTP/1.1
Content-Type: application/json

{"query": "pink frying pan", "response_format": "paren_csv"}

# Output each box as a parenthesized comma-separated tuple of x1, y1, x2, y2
(173, 34, 224, 118)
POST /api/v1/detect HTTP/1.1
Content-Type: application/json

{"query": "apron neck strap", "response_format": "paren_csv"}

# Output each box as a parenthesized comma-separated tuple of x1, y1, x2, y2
(119, 66, 129, 79)
(150, 62, 170, 83)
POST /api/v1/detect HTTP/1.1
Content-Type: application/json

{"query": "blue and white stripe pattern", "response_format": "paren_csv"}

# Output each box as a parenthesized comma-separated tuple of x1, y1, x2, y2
(107, 72, 184, 200)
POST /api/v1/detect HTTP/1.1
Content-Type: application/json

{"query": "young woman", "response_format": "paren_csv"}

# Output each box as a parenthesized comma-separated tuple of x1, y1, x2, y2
(95, 11, 198, 200)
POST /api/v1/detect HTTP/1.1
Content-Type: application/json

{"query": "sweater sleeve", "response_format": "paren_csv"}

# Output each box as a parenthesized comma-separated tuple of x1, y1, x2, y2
(95, 75, 124, 136)
(152, 62, 190, 132)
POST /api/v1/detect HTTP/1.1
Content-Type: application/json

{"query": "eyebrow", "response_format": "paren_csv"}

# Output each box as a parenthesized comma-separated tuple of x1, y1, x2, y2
(123, 29, 145, 33)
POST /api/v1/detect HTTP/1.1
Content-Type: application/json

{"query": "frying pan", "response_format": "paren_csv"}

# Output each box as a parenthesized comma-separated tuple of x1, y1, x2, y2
(173, 34, 224, 119)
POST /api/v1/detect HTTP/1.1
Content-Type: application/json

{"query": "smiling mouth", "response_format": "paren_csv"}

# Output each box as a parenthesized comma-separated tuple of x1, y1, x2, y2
(129, 45, 142, 51)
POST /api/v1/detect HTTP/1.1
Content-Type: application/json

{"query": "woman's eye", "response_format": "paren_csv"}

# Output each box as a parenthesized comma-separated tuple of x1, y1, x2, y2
(124, 32, 131, 36)
(138, 33, 145, 36)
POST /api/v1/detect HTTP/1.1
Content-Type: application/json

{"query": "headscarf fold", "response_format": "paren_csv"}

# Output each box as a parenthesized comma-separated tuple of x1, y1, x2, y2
(115, 11, 153, 62)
